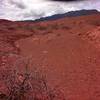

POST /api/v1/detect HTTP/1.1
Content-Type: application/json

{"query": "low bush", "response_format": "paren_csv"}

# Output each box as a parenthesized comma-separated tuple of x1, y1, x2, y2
(0, 57, 66, 100)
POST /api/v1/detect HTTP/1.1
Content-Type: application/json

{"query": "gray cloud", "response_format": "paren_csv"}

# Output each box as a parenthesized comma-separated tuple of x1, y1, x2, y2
(0, 0, 100, 21)
(22, 10, 45, 19)
(9, 0, 26, 9)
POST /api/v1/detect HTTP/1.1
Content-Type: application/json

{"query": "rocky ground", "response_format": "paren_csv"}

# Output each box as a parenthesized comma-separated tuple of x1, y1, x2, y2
(0, 13, 100, 100)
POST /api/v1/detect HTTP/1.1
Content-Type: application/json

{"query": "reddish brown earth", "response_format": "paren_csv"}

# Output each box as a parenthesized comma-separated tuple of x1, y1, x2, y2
(1, 14, 100, 100)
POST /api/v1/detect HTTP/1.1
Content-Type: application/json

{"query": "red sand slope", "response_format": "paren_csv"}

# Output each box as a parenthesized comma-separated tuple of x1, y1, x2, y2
(1, 14, 100, 100)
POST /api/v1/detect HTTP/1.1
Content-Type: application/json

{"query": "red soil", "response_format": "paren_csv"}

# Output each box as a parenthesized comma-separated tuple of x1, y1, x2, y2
(1, 14, 100, 100)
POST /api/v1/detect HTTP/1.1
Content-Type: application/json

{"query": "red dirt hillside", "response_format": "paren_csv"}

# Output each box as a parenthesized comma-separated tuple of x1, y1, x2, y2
(1, 13, 100, 100)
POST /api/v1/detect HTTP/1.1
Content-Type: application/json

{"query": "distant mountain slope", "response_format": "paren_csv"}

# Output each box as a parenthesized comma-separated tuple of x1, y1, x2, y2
(24, 9, 99, 22)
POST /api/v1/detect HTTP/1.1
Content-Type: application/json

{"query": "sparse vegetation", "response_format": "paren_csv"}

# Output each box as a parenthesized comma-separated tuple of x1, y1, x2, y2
(0, 57, 65, 100)
(61, 26, 71, 30)
(37, 26, 47, 30)
(89, 21, 100, 26)
(50, 23, 59, 30)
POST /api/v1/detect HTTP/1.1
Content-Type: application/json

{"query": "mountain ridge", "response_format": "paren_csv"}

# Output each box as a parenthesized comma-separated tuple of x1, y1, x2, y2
(24, 9, 99, 22)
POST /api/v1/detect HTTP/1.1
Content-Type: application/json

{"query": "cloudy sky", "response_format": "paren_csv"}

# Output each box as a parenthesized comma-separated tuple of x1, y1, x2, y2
(0, 0, 100, 21)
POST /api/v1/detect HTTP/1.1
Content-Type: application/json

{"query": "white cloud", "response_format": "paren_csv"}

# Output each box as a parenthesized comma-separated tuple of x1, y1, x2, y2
(0, 0, 100, 21)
